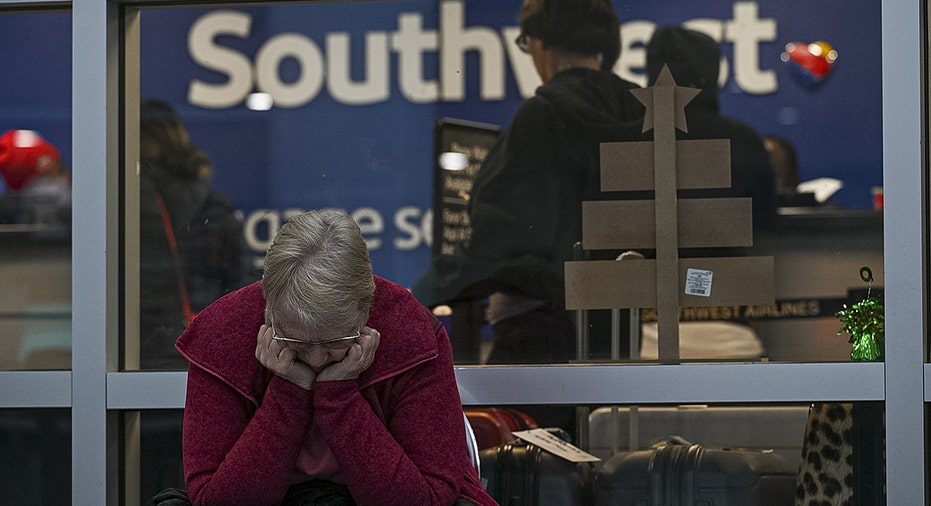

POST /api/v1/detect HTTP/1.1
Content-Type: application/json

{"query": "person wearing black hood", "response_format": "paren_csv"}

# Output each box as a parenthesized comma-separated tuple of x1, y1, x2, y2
(631, 27, 777, 362)
(411, 0, 644, 368)
(646, 26, 777, 231)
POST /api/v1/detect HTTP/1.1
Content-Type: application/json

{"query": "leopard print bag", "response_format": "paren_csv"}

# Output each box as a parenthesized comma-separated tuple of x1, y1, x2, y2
(795, 402, 885, 506)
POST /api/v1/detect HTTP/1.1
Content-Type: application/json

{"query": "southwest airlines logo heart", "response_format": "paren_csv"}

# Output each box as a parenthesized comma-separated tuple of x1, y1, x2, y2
(781, 41, 838, 88)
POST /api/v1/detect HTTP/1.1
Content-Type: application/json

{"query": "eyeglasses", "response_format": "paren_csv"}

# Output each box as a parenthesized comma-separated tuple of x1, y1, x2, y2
(515, 33, 531, 54)
(271, 318, 361, 350)
(273, 331, 360, 350)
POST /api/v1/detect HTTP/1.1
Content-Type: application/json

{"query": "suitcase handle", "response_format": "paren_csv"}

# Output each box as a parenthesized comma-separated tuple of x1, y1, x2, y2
(648, 440, 704, 505)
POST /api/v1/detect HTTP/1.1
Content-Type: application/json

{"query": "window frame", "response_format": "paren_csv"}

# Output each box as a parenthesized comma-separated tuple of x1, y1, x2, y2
(0, 0, 922, 504)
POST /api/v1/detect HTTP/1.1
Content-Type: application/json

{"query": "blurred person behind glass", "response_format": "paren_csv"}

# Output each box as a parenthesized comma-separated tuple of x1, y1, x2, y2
(763, 135, 800, 198)
(764, 134, 820, 207)
(139, 99, 245, 370)
(412, 0, 644, 366)
(639, 27, 775, 361)
(646, 26, 777, 229)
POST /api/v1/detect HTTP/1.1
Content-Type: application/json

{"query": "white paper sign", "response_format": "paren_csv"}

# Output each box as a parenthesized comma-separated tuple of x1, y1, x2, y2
(512, 429, 601, 463)
(684, 268, 713, 297)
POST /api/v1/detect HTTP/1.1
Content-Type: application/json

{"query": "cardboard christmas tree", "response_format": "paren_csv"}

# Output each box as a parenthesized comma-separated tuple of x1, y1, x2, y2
(564, 65, 774, 362)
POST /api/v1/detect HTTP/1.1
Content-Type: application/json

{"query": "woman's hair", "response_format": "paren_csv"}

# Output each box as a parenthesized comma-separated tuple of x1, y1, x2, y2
(521, 0, 621, 69)
(140, 99, 209, 181)
(262, 209, 375, 335)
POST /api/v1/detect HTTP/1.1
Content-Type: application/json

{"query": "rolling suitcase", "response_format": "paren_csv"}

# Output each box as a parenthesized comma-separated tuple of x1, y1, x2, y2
(480, 441, 594, 506)
(595, 438, 797, 505)
(588, 405, 809, 465)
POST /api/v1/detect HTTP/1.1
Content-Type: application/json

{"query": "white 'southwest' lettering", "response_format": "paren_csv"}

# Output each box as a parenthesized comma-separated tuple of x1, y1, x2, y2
(187, 1, 778, 110)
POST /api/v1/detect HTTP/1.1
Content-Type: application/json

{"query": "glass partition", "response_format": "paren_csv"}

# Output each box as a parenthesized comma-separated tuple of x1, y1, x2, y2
(0, 0, 919, 504)
(0, 408, 71, 504)
(121, 0, 893, 503)
(130, 1, 882, 370)
(0, 10, 72, 371)
(137, 410, 185, 504)
(0, 0, 913, 502)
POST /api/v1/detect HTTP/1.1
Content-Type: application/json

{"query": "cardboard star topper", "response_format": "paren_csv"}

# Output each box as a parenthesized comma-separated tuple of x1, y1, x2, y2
(630, 65, 701, 133)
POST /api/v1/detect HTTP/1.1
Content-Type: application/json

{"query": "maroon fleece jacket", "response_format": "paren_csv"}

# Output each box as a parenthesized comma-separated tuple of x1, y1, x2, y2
(176, 277, 497, 506)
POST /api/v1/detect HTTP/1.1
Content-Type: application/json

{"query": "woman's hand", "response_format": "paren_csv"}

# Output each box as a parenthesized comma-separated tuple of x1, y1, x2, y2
(255, 324, 317, 390)
(316, 326, 381, 382)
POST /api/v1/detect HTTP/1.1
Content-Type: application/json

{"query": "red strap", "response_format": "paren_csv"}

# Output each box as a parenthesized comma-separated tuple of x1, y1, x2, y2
(155, 194, 196, 325)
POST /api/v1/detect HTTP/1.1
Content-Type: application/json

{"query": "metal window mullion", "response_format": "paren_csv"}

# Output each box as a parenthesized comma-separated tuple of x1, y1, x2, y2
(72, 0, 121, 505)
(881, 0, 927, 503)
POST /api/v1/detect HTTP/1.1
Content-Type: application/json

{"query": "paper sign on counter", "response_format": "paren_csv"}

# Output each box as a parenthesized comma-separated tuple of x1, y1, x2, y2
(512, 429, 601, 463)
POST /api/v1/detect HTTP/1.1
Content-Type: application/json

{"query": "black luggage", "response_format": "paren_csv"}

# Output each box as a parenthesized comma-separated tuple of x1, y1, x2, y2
(587, 405, 809, 465)
(480, 441, 595, 506)
(595, 438, 797, 505)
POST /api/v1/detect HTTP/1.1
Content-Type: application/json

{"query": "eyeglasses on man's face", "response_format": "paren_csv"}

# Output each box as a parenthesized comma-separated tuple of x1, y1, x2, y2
(515, 33, 532, 54)
(271, 318, 361, 350)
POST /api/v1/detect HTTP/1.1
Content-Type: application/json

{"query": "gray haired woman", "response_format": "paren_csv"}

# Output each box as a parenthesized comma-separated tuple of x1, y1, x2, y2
(176, 209, 496, 505)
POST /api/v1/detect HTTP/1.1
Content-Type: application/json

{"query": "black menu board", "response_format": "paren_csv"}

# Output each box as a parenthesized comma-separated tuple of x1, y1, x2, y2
(432, 118, 501, 259)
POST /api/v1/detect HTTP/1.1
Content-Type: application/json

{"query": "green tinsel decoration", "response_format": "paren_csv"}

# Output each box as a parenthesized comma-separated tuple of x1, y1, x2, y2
(836, 267, 885, 362)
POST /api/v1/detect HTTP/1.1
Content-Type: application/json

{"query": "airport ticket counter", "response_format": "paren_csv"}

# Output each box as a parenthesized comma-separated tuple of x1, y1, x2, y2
(750, 207, 883, 362)
(445, 206, 884, 365)
(635, 206, 885, 363)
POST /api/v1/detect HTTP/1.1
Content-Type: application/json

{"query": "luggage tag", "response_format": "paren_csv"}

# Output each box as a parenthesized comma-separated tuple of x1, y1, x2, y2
(512, 428, 601, 463)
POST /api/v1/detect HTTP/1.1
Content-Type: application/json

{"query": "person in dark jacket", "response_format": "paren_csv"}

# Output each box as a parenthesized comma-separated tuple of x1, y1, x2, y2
(639, 27, 776, 360)
(645, 26, 777, 231)
(138, 99, 246, 370)
(412, 0, 644, 367)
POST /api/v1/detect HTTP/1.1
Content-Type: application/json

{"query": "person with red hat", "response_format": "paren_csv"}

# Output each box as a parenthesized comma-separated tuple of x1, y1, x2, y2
(0, 129, 71, 232)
